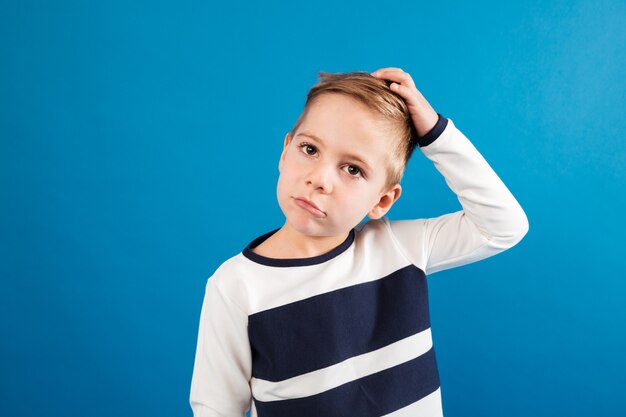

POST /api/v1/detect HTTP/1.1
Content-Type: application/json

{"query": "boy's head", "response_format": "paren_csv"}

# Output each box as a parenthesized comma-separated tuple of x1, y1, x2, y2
(276, 71, 420, 238)
(290, 71, 420, 191)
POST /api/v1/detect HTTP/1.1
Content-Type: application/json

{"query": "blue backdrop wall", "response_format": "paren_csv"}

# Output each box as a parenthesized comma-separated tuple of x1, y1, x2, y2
(1, 0, 625, 416)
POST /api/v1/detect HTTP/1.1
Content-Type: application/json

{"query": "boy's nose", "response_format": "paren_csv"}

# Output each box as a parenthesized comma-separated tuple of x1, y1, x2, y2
(305, 166, 333, 193)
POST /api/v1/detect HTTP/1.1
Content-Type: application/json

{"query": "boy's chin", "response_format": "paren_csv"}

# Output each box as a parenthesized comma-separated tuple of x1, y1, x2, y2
(285, 218, 344, 239)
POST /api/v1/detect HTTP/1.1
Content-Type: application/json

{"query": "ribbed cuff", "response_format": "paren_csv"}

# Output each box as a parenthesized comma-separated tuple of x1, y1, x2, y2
(418, 113, 448, 148)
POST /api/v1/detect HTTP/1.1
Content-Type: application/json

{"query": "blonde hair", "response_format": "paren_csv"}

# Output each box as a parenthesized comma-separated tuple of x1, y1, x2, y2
(289, 71, 419, 191)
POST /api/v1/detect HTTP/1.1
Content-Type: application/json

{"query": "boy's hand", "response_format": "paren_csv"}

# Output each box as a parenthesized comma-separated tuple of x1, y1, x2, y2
(370, 67, 439, 138)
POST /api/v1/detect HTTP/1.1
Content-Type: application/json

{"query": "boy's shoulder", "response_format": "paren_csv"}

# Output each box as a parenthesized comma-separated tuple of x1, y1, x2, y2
(205, 249, 250, 287)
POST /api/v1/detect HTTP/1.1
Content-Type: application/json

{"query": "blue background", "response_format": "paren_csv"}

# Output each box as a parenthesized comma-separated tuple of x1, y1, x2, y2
(1, 0, 625, 416)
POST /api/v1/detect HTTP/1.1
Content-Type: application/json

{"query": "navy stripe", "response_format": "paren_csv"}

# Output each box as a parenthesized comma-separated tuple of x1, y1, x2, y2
(418, 113, 448, 148)
(248, 264, 430, 381)
(253, 346, 440, 417)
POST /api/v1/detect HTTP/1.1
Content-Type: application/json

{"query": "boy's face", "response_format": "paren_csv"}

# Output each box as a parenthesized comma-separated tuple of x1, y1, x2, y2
(277, 93, 402, 239)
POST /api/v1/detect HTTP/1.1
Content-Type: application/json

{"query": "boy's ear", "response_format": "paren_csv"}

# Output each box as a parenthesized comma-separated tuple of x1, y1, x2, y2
(368, 183, 402, 220)
(278, 132, 293, 172)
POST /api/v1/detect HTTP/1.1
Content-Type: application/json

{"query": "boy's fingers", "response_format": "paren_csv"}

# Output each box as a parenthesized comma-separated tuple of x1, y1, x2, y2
(375, 70, 416, 90)
(371, 68, 408, 80)
(373, 67, 405, 74)
(390, 82, 404, 93)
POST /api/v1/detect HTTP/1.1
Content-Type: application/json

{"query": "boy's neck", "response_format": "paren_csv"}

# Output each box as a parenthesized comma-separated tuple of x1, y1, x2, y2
(252, 223, 350, 259)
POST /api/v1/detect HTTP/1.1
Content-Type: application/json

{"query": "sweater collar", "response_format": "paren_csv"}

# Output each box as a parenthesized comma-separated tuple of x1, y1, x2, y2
(242, 228, 355, 267)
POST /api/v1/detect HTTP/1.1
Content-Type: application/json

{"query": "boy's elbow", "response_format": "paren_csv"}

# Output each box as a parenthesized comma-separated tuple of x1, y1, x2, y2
(484, 209, 529, 250)
(513, 213, 530, 245)
(500, 211, 529, 248)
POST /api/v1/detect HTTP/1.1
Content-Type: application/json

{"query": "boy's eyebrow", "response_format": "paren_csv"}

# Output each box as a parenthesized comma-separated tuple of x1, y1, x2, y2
(296, 131, 374, 172)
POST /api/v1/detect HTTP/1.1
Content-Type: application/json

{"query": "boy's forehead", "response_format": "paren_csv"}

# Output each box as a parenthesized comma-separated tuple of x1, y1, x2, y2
(304, 94, 382, 128)
(296, 95, 394, 161)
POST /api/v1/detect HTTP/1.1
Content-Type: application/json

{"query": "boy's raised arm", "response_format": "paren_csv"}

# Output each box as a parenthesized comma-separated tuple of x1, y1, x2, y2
(190, 279, 252, 416)
(372, 68, 529, 276)
(390, 115, 528, 275)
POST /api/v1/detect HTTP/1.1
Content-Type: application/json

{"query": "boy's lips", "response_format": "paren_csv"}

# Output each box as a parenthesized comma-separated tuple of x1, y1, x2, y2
(293, 197, 326, 218)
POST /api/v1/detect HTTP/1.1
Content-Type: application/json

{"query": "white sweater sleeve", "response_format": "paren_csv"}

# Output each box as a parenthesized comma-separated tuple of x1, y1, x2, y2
(388, 115, 529, 276)
(189, 279, 252, 417)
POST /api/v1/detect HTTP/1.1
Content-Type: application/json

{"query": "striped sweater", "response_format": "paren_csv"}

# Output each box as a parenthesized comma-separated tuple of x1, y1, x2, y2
(189, 115, 529, 416)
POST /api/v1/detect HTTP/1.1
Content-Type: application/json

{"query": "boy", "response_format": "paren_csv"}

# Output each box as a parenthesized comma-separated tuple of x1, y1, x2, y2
(189, 68, 529, 417)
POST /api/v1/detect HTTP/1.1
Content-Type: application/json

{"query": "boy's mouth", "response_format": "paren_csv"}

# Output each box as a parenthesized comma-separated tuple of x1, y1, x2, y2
(293, 197, 326, 218)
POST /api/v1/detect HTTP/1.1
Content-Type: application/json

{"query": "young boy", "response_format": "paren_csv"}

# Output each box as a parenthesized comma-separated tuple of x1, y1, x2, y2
(189, 68, 529, 417)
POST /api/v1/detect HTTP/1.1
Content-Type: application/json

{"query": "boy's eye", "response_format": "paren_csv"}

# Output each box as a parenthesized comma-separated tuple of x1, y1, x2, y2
(300, 143, 318, 156)
(343, 165, 363, 178)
